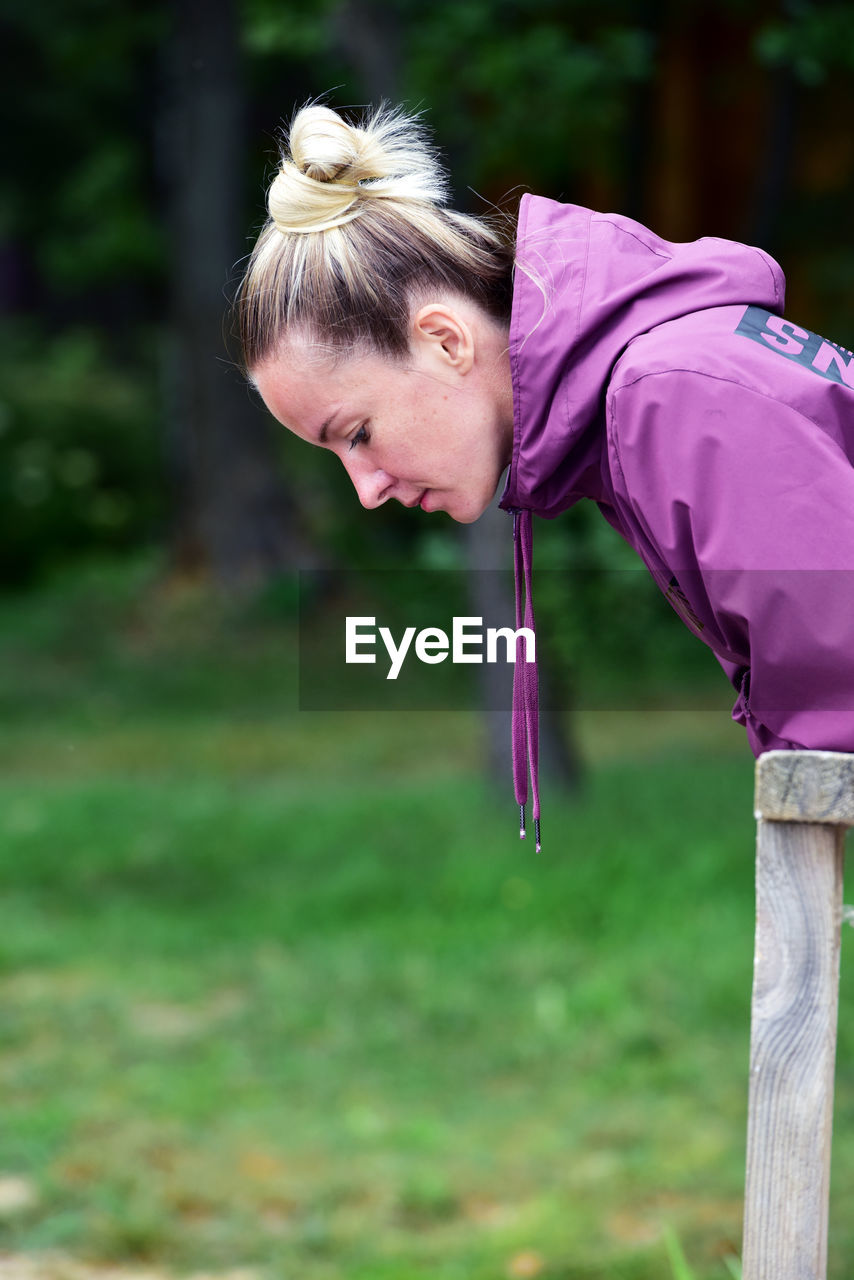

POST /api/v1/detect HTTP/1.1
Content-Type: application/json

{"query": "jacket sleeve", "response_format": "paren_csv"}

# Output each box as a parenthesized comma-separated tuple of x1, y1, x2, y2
(608, 369, 854, 754)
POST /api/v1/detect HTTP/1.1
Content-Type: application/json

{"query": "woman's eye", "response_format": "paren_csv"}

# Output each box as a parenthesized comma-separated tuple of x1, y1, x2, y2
(348, 423, 370, 451)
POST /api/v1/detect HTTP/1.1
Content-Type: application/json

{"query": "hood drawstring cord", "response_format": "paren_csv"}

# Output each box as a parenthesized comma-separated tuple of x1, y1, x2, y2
(511, 508, 541, 852)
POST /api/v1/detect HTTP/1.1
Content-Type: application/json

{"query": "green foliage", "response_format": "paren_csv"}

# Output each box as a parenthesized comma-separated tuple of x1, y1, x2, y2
(0, 326, 163, 584)
(241, 0, 339, 57)
(755, 1, 854, 84)
(406, 1, 654, 197)
(41, 141, 162, 291)
(3, 563, 853, 1278)
(664, 1229, 696, 1280)
(663, 1230, 742, 1280)
(0, 720, 758, 1276)
(4, 0, 854, 602)
(0, 0, 165, 289)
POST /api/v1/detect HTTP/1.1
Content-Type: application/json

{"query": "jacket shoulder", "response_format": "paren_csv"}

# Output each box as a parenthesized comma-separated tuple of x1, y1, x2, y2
(610, 303, 854, 424)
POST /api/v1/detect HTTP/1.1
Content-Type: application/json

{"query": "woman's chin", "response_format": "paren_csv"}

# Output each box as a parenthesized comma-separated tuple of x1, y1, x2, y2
(449, 497, 492, 524)
(421, 486, 494, 523)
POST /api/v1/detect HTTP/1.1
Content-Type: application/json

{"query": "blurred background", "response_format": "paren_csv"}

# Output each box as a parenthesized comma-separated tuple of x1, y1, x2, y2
(1, 2, 853, 1278)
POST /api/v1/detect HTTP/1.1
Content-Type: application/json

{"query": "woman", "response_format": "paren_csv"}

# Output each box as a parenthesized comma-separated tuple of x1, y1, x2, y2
(238, 102, 854, 847)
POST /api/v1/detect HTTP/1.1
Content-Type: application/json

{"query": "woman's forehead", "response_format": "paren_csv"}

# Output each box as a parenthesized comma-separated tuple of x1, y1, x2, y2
(253, 344, 403, 438)
(256, 339, 407, 395)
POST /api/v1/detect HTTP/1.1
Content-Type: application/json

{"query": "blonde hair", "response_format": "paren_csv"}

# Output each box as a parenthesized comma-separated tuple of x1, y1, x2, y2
(236, 103, 514, 369)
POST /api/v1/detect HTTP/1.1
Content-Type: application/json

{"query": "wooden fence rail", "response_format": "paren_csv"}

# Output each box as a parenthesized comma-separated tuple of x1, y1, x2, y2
(742, 750, 854, 1280)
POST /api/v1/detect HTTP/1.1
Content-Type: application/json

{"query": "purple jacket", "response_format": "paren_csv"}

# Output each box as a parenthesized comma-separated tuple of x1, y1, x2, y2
(500, 195, 854, 834)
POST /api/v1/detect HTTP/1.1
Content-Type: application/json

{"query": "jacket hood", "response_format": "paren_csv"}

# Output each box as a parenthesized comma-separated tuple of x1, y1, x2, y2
(500, 195, 785, 517)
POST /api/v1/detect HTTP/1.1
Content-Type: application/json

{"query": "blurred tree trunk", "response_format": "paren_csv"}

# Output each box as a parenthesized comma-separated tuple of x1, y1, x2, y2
(747, 62, 797, 254)
(161, 0, 316, 591)
(331, 0, 403, 98)
(333, 0, 580, 794)
(645, 0, 788, 247)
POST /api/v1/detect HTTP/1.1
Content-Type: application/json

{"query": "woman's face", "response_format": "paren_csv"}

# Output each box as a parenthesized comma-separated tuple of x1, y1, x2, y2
(252, 301, 514, 524)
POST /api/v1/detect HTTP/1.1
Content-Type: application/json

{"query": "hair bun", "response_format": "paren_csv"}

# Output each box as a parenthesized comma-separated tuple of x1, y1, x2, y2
(290, 106, 362, 183)
(268, 103, 449, 236)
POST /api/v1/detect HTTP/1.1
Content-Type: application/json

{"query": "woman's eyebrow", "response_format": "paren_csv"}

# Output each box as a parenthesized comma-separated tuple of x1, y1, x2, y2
(318, 410, 341, 443)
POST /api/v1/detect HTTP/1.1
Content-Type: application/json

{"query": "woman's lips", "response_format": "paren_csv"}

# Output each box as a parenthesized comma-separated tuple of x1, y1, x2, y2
(401, 489, 436, 511)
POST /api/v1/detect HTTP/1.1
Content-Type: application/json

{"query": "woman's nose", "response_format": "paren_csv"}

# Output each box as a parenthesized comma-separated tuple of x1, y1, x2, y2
(342, 455, 393, 509)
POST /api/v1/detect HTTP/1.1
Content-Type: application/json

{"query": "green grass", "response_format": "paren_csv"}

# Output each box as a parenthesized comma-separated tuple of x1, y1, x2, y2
(0, 558, 852, 1279)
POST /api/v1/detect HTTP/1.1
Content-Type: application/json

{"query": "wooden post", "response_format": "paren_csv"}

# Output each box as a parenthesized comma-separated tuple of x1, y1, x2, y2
(742, 750, 853, 1280)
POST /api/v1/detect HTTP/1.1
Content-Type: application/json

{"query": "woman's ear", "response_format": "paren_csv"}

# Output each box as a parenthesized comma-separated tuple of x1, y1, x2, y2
(412, 303, 475, 375)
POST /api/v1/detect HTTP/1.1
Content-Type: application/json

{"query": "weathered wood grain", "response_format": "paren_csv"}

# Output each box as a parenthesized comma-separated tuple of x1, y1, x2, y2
(741, 816, 845, 1280)
(755, 750, 854, 825)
